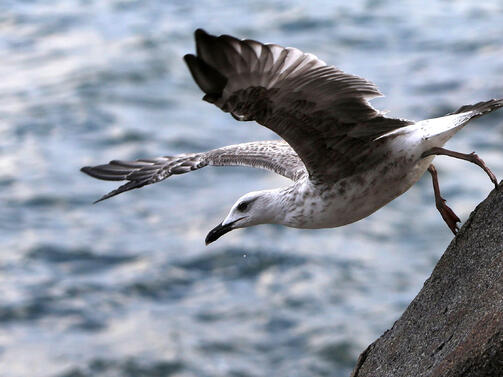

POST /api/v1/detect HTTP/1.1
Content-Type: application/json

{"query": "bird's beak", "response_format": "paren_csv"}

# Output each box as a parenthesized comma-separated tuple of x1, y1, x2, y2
(205, 218, 244, 245)
(205, 222, 234, 245)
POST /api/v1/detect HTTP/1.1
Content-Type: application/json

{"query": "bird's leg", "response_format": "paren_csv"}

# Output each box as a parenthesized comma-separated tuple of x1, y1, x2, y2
(422, 147, 498, 189)
(427, 164, 460, 235)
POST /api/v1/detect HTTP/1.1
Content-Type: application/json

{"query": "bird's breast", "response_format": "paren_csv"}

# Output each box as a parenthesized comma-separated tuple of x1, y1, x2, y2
(283, 153, 432, 229)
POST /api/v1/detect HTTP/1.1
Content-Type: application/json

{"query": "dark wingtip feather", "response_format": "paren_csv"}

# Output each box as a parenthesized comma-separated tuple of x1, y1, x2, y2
(93, 192, 114, 204)
(81, 166, 106, 179)
(80, 165, 128, 181)
(194, 29, 214, 58)
(92, 180, 149, 204)
(194, 28, 208, 39)
(93, 193, 113, 204)
(93, 197, 106, 205)
(184, 54, 227, 97)
(81, 166, 91, 174)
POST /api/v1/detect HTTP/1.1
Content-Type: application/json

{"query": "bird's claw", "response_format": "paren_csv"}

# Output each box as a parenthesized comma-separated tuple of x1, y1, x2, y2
(436, 197, 461, 235)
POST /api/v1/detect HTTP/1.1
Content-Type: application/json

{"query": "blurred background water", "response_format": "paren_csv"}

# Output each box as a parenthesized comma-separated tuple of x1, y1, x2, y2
(1, 1, 503, 376)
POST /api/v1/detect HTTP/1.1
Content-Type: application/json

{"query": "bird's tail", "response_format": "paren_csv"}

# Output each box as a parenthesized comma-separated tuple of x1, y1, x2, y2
(418, 98, 503, 148)
(448, 98, 503, 118)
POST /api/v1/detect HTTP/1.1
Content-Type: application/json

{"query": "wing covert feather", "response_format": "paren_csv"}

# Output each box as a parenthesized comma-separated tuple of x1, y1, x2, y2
(185, 29, 413, 182)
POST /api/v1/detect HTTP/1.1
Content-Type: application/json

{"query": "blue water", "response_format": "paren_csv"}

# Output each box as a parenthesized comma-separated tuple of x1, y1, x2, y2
(1, 1, 503, 376)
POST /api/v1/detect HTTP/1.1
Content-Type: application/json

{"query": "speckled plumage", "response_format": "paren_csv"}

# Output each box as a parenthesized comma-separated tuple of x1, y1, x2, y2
(81, 29, 502, 241)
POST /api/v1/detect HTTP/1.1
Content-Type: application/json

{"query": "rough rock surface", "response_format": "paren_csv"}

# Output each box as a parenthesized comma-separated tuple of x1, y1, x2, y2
(351, 182, 503, 377)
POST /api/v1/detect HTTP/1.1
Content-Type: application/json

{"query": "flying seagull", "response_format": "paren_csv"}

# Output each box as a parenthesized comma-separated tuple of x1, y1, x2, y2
(81, 29, 502, 244)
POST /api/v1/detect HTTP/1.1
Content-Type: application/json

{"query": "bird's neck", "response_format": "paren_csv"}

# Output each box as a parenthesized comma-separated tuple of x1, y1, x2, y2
(270, 181, 316, 227)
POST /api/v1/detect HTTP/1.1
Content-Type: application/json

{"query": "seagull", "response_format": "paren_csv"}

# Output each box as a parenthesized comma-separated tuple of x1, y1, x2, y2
(81, 29, 502, 244)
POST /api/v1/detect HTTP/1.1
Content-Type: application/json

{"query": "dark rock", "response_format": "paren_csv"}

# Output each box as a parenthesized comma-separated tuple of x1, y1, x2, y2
(351, 182, 503, 377)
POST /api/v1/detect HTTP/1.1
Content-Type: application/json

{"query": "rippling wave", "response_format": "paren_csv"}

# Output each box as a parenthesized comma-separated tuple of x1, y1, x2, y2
(1, 1, 502, 376)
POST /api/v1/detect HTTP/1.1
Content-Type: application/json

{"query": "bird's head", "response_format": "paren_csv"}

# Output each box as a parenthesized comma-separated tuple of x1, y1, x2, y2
(205, 190, 279, 245)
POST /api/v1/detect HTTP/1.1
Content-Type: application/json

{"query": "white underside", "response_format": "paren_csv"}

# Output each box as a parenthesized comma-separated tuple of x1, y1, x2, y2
(282, 112, 472, 229)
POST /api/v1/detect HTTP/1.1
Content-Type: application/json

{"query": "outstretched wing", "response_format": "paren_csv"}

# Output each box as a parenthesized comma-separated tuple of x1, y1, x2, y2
(81, 140, 305, 203)
(185, 29, 413, 182)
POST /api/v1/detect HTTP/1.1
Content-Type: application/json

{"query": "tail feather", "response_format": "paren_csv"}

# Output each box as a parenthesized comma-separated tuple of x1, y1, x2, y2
(418, 98, 503, 150)
(449, 98, 503, 118)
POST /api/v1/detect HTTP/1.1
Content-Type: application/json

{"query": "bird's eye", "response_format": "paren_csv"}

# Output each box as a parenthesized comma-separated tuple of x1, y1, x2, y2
(237, 201, 249, 212)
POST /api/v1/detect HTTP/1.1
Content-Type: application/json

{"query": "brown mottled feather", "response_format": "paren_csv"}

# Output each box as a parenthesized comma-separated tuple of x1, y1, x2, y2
(184, 29, 413, 182)
(81, 141, 305, 202)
